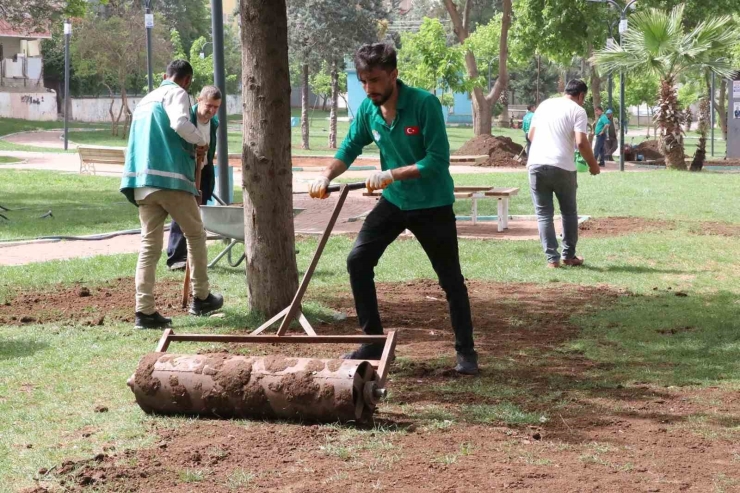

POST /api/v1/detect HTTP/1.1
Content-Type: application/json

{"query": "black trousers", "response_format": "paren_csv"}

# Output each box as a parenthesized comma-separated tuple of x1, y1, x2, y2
(347, 197, 475, 354)
(167, 164, 215, 266)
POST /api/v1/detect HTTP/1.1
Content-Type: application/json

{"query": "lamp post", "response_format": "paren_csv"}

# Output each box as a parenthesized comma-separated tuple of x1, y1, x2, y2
(605, 20, 618, 112)
(63, 19, 71, 151)
(210, 0, 230, 204)
(588, 0, 637, 172)
(144, 0, 154, 92)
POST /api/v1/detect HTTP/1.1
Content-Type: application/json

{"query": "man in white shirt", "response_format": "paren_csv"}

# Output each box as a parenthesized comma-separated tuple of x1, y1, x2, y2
(121, 60, 223, 329)
(527, 79, 600, 268)
(166, 86, 222, 271)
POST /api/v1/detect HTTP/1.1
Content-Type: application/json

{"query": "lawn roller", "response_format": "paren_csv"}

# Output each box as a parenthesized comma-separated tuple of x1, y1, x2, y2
(128, 182, 397, 423)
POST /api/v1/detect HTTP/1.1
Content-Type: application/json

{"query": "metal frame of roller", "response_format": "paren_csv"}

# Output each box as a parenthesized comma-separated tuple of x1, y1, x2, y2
(127, 183, 397, 423)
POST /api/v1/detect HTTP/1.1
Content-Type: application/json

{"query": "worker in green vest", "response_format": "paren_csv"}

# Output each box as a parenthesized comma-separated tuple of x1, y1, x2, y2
(308, 43, 478, 375)
(121, 60, 223, 329)
(522, 104, 535, 155)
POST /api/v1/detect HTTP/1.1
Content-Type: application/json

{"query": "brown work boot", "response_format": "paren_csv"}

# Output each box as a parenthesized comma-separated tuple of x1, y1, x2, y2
(547, 261, 561, 268)
(563, 257, 584, 267)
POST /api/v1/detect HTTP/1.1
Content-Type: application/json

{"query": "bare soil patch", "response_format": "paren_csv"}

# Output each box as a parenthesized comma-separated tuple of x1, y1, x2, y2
(453, 134, 526, 168)
(35, 280, 740, 492)
(0, 278, 183, 326)
(578, 217, 676, 237)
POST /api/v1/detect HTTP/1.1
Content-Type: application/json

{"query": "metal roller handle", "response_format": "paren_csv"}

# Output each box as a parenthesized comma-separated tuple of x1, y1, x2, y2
(326, 181, 366, 192)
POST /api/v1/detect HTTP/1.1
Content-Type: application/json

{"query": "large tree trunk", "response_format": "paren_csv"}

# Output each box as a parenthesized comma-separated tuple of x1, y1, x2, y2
(690, 97, 709, 172)
(444, 0, 511, 136)
(328, 60, 339, 149)
(240, 0, 299, 316)
(301, 62, 309, 149)
(656, 77, 686, 170)
(716, 79, 727, 140)
(497, 87, 509, 127)
(588, 44, 601, 113)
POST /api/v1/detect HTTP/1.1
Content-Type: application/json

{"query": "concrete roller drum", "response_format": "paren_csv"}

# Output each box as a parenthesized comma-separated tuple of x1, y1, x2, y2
(127, 352, 386, 423)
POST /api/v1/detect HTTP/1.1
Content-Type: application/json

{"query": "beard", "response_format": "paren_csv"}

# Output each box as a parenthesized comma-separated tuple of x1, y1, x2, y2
(369, 85, 394, 106)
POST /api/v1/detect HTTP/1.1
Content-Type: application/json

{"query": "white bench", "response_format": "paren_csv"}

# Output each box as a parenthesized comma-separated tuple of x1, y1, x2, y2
(78, 145, 126, 175)
(453, 186, 520, 231)
(364, 186, 520, 232)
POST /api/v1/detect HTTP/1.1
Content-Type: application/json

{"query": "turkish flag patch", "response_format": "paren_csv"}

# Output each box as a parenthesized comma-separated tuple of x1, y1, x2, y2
(405, 126, 420, 136)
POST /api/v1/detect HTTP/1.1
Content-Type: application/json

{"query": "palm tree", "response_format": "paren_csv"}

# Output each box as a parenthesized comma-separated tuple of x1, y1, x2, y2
(593, 5, 736, 170)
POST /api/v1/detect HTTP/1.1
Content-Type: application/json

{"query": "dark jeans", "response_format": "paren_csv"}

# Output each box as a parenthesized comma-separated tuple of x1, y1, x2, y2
(594, 133, 606, 166)
(529, 165, 579, 263)
(167, 164, 215, 266)
(347, 197, 475, 355)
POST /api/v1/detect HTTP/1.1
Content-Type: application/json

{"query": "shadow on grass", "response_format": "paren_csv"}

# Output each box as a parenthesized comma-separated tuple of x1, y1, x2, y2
(0, 338, 48, 360)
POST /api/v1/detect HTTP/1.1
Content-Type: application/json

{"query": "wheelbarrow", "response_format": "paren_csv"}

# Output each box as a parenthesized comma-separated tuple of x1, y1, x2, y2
(200, 199, 305, 268)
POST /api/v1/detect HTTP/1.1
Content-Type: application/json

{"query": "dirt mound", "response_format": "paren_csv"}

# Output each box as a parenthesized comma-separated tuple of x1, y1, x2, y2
(0, 278, 184, 326)
(633, 140, 664, 160)
(453, 134, 525, 167)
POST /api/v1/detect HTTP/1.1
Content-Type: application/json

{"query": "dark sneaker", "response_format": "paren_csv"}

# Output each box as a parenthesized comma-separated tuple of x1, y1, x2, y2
(135, 311, 172, 329)
(189, 292, 224, 316)
(563, 256, 584, 267)
(455, 351, 479, 375)
(341, 343, 384, 361)
(168, 261, 187, 271)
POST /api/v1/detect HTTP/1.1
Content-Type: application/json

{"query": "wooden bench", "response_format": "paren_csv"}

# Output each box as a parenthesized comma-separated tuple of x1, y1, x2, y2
(365, 186, 520, 232)
(450, 155, 488, 165)
(78, 145, 126, 175)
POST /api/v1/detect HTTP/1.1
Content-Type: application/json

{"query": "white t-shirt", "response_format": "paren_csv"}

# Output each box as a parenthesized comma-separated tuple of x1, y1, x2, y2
(527, 96, 588, 171)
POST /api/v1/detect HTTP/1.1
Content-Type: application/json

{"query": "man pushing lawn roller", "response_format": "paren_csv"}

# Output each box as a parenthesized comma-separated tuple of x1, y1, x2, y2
(120, 60, 223, 329)
(309, 43, 478, 375)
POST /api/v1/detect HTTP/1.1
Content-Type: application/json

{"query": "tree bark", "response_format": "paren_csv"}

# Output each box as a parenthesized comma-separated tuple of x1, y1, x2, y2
(588, 45, 601, 113)
(498, 87, 509, 127)
(690, 97, 708, 172)
(716, 79, 727, 140)
(240, 0, 299, 316)
(301, 62, 309, 149)
(444, 0, 511, 136)
(657, 77, 686, 170)
(328, 60, 339, 149)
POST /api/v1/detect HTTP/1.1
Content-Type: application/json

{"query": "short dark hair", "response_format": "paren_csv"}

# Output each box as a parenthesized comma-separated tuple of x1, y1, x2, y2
(527, 104, 535, 111)
(166, 60, 193, 80)
(596, 105, 604, 111)
(354, 43, 397, 75)
(565, 79, 588, 97)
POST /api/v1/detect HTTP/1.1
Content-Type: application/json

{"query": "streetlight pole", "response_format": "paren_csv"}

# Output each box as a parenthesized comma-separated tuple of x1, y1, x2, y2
(588, 0, 637, 172)
(63, 19, 71, 151)
(210, 0, 230, 204)
(144, 0, 154, 92)
(711, 71, 715, 157)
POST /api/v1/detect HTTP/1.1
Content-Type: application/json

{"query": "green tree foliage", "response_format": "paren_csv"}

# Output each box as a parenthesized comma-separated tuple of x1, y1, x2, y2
(0, 0, 88, 30)
(593, 4, 737, 169)
(398, 17, 468, 106)
(150, 0, 211, 55)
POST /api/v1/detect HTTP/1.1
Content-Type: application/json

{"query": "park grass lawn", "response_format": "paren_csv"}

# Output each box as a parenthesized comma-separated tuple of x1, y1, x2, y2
(0, 156, 21, 165)
(1, 169, 740, 489)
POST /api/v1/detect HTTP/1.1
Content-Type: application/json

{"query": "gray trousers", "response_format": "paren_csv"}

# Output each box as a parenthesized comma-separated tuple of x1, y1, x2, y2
(528, 165, 579, 263)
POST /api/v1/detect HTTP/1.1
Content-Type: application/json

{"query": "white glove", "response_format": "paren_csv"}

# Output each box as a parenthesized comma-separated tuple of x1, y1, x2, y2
(308, 176, 330, 199)
(366, 170, 394, 193)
